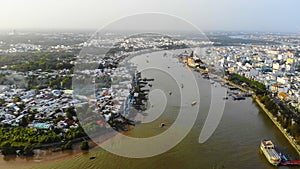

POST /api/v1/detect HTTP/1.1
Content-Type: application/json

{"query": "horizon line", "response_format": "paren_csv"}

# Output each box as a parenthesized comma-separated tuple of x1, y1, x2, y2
(0, 28, 298, 34)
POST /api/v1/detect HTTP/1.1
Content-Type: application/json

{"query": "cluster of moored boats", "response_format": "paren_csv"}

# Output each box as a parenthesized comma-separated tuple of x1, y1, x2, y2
(96, 71, 153, 131)
(181, 51, 300, 167)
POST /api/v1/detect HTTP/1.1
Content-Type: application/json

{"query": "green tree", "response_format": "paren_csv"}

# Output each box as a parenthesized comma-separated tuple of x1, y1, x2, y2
(0, 98, 4, 106)
(80, 140, 89, 150)
(17, 103, 25, 110)
(61, 77, 72, 89)
(66, 107, 76, 120)
(290, 122, 300, 138)
(0, 141, 16, 156)
(19, 116, 29, 127)
(13, 96, 21, 103)
(62, 141, 73, 150)
(23, 145, 34, 156)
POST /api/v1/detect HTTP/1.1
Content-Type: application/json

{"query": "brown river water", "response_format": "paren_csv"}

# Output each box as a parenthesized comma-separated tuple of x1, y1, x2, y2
(0, 50, 299, 169)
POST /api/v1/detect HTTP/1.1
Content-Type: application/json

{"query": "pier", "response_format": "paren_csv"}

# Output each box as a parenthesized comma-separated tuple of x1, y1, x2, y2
(280, 160, 300, 166)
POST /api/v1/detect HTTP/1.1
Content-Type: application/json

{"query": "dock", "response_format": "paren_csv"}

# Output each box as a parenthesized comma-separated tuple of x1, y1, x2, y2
(280, 160, 300, 166)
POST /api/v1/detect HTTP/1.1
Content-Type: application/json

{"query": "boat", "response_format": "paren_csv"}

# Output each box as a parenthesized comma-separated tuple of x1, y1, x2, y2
(232, 95, 245, 100)
(160, 123, 166, 128)
(223, 96, 228, 100)
(279, 152, 289, 162)
(260, 139, 281, 166)
(229, 87, 238, 90)
(89, 156, 96, 160)
(279, 152, 300, 166)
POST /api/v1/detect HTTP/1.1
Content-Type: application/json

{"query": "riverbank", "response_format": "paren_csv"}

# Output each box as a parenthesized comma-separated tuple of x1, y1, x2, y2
(33, 69, 300, 169)
(221, 74, 300, 156)
(222, 73, 300, 156)
(219, 73, 300, 156)
(194, 65, 300, 156)
(21, 49, 300, 169)
(0, 141, 96, 169)
(183, 51, 300, 158)
(0, 126, 122, 169)
(254, 96, 300, 156)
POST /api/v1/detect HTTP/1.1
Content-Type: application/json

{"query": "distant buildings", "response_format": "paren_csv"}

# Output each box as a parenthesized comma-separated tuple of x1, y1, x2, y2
(212, 42, 300, 110)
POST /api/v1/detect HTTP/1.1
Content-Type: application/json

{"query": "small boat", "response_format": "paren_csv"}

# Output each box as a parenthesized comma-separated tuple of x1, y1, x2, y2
(232, 95, 245, 100)
(90, 156, 96, 160)
(279, 152, 289, 162)
(229, 87, 238, 90)
(191, 101, 197, 106)
(260, 139, 281, 166)
(160, 123, 166, 128)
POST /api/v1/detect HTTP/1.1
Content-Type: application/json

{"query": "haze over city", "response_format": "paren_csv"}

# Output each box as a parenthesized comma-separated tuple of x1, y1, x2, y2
(1, 1, 300, 168)
(0, 0, 299, 32)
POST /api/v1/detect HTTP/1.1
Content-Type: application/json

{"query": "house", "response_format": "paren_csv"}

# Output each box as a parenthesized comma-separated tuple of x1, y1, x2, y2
(33, 122, 52, 130)
(270, 83, 284, 93)
(278, 92, 289, 101)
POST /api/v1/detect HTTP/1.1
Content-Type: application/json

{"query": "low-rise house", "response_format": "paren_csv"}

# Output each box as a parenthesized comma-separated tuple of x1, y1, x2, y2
(32, 122, 53, 130)
(278, 92, 289, 102)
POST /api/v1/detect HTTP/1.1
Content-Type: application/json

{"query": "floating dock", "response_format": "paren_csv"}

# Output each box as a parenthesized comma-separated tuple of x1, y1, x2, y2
(280, 160, 300, 166)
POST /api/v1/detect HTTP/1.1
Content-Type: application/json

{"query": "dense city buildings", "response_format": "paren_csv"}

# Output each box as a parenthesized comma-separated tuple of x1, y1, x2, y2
(0, 30, 300, 167)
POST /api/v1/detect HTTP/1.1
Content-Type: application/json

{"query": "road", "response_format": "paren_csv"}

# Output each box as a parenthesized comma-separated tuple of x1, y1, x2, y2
(269, 94, 300, 120)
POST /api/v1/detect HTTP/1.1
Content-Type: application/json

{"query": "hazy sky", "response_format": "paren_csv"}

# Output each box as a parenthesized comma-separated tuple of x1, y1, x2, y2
(0, 0, 299, 32)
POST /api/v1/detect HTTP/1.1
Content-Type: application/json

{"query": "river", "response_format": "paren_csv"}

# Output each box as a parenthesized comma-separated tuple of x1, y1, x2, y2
(0, 49, 299, 169)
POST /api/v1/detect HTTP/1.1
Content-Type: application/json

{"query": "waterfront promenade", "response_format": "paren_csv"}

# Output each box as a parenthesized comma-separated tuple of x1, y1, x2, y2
(221, 75, 300, 156)
(254, 96, 300, 156)
(194, 67, 300, 156)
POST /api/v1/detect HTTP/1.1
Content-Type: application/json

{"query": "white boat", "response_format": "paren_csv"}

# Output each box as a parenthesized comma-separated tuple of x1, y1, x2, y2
(260, 139, 281, 166)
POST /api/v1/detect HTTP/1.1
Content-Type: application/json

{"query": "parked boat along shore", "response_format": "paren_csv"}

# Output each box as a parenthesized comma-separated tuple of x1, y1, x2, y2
(181, 51, 300, 157)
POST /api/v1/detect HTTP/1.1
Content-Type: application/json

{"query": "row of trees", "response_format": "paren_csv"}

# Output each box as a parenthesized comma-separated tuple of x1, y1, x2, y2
(11, 59, 73, 72)
(260, 95, 280, 116)
(61, 139, 90, 151)
(259, 95, 300, 144)
(227, 72, 300, 144)
(26, 75, 72, 90)
(0, 126, 87, 156)
(9, 51, 75, 72)
(0, 72, 73, 90)
(228, 73, 266, 95)
(0, 51, 75, 89)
